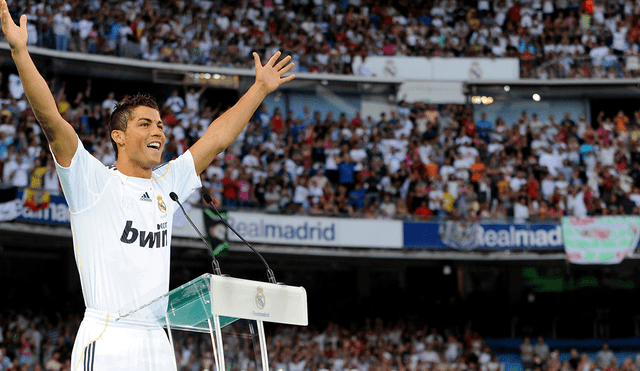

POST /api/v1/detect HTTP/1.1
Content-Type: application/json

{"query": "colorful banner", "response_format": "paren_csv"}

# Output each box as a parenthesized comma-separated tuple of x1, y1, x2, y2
(562, 216, 640, 264)
(404, 221, 564, 250)
(0, 190, 70, 225)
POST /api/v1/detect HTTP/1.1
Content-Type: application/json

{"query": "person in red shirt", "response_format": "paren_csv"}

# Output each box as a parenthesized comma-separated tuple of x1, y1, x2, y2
(525, 173, 540, 200)
(269, 107, 284, 134)
(463, 115, 476, 137)
(350, 111, 363, 128)
(507, 1, 521, 23)
(413, 200, 433, 220)
(221, 168, 239, 202)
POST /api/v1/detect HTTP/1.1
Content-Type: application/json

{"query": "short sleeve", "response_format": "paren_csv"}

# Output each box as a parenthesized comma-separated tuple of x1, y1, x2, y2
(52, 137, 113, 213)
(155, 150, 202, 203)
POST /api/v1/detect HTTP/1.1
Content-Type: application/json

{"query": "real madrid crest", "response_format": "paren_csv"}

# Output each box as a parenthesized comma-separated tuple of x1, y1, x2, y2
(157, 195, 167, 213)
(255, 287, 265, 309)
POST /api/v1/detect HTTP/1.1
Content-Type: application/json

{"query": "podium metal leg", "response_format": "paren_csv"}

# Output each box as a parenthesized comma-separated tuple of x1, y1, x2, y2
(207, 318, 222, 371)
(165, 316, 179, 371)
(257, 320, 269, 371)
(213, 315, 226, 371)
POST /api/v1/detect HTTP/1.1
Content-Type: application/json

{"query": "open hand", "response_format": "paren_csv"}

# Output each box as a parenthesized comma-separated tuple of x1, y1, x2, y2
(0, 0, 28, 52)
(253, 51, 295, 94)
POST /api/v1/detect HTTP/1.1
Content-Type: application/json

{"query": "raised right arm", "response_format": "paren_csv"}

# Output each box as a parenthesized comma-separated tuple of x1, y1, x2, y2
(1, 1, 77, 166)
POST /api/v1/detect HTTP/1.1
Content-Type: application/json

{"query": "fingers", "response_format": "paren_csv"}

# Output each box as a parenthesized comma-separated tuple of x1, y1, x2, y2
(278, 62, 295, 76)
(274, 55, 292, 71)
(0, 0, 7, 25)
(252, 52, 262, 69)
(19, 14, 26, 31)
(281, 74, 296, 84)
(0, 0, 18, 29)
(266, 50, 281, 67)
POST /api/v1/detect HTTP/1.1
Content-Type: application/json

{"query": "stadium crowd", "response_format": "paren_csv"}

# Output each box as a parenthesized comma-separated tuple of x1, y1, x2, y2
(518, 337, 640, 371)
(1, 76, 640, 222)
(2, 309, 640, 371)
(2, 0, 640, 78)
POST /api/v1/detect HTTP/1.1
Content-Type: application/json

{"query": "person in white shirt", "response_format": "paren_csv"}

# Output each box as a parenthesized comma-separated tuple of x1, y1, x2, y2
(538, 146, 561, 176)
(567, 185, 588, 217)
(597, 141, 616, 166)
(8, 73, 23, 100)
(165, 89, 185, 114)
(52, 9, 71, 51)
(439, 157, 456, 180)
(589, 41, 610, 66)
(184, 85, 207, 114)
(0, 3, 296, 369)
(540, 173, 556, 201)
(378, 193, 397, 217)
(101, 91, 118, 115)
(241, 147, 261, 169)
(510, 171, 527, 193)
(384, 146, 404, 175)
(421, 343, 441, 364)
(2, 149, 31, 187)
(513, 196, 531, 222)
(356, 55, 373, 77)
(43, 160, 61, 196)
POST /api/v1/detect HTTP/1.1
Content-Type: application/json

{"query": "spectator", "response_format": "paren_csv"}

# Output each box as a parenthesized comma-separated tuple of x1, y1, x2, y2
(413, 199, 433, 220)
(184, 85, 207, 115)
(101, 91, 118, 115)
(520, 337, 534, 371)
(52, 8, 71, 52)
(534, 336, 550, 363)
(0, 346, 10, 371)
(165, 89, 185, 114)
(596, 342, 615, 369)
(475, 112, 494, 142)
(513, 195, 531, 222)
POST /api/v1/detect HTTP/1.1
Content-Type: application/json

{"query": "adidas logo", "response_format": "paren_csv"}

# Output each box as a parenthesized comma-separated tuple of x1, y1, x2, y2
(140, 192, 152, 202)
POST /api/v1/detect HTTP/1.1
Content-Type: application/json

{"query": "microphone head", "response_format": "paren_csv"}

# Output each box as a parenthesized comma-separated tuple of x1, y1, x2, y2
(202, 193, 213, 204)
(169, 192, 179, 202)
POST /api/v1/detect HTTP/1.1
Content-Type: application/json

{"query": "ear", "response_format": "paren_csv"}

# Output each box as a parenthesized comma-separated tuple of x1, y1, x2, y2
(111, 130, 125, 147)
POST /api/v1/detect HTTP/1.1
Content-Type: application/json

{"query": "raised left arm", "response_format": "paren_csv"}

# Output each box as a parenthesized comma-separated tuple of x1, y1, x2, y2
(189, 51, 295, 174)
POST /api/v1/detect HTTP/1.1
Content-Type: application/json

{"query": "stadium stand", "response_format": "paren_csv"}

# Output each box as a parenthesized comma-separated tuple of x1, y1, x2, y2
(2, 310, 640, 371)
(3, 0, 639, 78)
(1, 78, 639, 223)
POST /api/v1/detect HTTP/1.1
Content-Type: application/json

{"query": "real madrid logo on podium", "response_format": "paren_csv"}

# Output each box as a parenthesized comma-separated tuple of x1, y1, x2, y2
(157, 195, 167, 213)
(255, 287, 266, 309)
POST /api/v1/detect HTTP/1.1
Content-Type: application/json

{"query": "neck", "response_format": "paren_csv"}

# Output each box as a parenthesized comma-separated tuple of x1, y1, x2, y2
(115, 158, 153, 179)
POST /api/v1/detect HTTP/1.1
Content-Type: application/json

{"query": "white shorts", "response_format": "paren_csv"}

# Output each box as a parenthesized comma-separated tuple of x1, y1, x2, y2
(71, 308, 177, 371)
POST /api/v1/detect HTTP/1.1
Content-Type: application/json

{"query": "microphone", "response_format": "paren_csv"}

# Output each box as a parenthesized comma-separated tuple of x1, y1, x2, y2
(170, 192, 222, 276)
(202, 193, 277, 284)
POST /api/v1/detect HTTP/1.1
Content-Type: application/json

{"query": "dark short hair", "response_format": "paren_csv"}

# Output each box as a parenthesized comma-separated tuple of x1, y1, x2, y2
(108, 93, 159, 159)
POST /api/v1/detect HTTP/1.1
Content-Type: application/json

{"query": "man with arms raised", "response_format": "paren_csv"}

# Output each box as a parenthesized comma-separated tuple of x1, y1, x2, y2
(0, 2, 295, 370)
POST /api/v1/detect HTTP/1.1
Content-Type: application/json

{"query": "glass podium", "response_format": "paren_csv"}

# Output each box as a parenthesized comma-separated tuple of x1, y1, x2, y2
(114, 274, 308, 371)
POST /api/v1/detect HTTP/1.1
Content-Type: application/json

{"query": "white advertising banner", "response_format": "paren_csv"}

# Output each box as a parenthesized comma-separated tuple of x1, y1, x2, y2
(562, 216, 640, 264)
(226, 212, 403, 248)
(398, 81, 466, 104)
(353, 56, 519, 81)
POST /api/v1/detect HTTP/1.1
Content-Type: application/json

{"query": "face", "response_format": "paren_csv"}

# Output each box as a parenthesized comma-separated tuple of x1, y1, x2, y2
(113, 106, 165, 171)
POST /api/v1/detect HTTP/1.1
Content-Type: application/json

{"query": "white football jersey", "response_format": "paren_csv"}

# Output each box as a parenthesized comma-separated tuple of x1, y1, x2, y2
(54, 137, 201, 313)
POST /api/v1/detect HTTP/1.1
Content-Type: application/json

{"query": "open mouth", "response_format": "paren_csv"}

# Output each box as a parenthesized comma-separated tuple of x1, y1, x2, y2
(147, 142, 161, 150)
